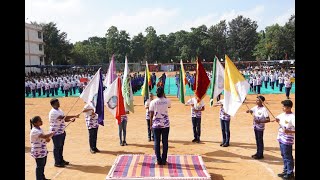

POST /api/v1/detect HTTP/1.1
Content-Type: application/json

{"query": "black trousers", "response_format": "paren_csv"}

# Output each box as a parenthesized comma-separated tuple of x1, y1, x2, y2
(88, 128, 98, 150)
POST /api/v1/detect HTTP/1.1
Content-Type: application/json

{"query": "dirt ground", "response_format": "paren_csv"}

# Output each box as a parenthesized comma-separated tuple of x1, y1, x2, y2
(25, 72, 295, 180)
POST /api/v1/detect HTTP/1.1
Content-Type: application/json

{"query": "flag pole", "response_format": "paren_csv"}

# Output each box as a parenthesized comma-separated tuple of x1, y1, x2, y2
(63, 96, 82, 129)
(244, 86, 277, 119)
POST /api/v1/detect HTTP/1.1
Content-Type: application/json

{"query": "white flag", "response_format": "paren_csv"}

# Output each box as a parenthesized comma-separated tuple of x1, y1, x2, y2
(79, 68, 104, 125)
(104, 77, 119, 117)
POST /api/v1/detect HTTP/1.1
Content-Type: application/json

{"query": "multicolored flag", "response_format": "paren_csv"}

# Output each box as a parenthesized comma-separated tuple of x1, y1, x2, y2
(141, 61, 151, 101)
(79, 68, 104, 125)
(104, 77, 126, 125)
(223, 55, 250, 116)
(178, 60, 187, 103)
(104, 54, 117, 88)
(122, 56, 134, 113)
(194, 57, 210, 101)
(209, 56, 225, 106)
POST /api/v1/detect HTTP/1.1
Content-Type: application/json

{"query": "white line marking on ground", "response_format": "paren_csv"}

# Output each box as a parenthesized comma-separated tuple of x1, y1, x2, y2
(252, 160, 277, 178)
(52, 168, 65, 179)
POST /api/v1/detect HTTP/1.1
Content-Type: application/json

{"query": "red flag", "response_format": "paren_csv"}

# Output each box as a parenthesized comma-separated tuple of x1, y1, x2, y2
(80, 78, 88, 82)
(116, 78, 126, 125)
(194, 57, 210, 101)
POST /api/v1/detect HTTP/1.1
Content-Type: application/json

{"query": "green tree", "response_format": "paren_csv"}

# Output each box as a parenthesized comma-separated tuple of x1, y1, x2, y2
(41, 22, 73, 65)
(130, 33, 145, 63)
(227, 15, 259, 61)
(208, 20, 227, 60)
(144, 26, 159, 62)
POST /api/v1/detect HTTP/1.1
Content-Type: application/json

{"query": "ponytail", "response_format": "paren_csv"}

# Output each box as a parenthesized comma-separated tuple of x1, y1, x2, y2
(30, 116, 41, 129)
(30, 119, 33, 129)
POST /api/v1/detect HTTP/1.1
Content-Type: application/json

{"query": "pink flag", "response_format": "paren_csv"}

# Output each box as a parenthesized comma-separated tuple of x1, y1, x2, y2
(104, 54, 117, 88)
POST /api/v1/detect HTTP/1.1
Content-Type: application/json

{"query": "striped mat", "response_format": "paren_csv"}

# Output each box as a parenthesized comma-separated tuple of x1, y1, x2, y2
(106, 154, 211, 180)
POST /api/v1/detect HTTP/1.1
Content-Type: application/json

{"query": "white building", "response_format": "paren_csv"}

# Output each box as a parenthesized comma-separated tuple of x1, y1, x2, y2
(25, 22, 45, 74)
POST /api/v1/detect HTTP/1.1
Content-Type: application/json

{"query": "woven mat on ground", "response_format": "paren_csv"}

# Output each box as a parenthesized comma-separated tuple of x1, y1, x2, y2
(106, 154, 211, 180)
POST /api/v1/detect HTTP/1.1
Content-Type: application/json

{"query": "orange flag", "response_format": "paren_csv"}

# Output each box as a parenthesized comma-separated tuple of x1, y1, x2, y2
(194, 57, 210, 101)
(116, 78, 126, 125)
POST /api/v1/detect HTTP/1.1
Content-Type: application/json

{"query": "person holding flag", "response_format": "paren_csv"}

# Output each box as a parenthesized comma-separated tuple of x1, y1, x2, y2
(185, 57, 209, 143)
(212, 99, 231, 147)
(145, 93, 154, 141)
(246, 96, 272, 159)
(185, 96, 205, 143)
(82, 103, 100, 154)
(274, 100, 295, 179)
(48, 98, 80, 167)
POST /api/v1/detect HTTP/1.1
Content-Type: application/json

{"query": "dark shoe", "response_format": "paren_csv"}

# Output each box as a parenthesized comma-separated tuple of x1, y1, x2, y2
(54, 164, 65, 168)
(222, 143, 229, 147)
(278, 171, 286, 177)
(192, 139, 197, 142)
(162, 161, 167, 165)
(148, 138, 151, 142)
(220, 143, 224, 146)
(123, 141, 128, 146)
(252, 155, 264, 159)
(282, 173, 294, 179)
(44, 178, 51, 180)
(62, 160, 69, 165)
(120, 142, 124, 146)
(94, 148, 100, 152)
(90, 149, 96, 154)
(157, 160, 162, 165)
(196, 139, 200, 143)
(251, 154, 257, 158)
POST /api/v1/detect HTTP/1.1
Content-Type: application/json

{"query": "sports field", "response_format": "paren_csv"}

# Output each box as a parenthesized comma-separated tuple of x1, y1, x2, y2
(25, 72, 295, 180)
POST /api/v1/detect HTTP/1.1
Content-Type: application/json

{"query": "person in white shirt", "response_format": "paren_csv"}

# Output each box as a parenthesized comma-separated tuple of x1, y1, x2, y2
(185, 96, 205, 143)
(49, 98, 79, 167)
(82, 103, 100, 153)
(284, 75, 292, 99)
(246, 96, 271, 159)
(149, 87, 171, 165)
(30, 116, 54, 180)
(144, 93, 154, 141)
(273, 100, 295, 179)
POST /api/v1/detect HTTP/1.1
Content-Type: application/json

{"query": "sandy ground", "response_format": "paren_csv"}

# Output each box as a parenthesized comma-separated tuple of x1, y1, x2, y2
(25, 72, 295, 180)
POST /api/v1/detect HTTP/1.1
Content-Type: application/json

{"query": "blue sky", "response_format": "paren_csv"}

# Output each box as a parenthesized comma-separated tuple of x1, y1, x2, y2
(25, 0, 295, 43)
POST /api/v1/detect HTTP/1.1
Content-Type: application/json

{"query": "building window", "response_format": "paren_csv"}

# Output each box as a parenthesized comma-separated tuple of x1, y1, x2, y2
(38, 31, 42, 39)
(39, 44, 43, 51)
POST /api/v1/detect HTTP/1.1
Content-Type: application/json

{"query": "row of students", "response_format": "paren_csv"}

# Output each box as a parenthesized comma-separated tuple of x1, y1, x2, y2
(30, 94, 294, 179)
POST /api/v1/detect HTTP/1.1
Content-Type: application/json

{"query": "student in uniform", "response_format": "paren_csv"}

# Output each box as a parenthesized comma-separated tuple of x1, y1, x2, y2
(119, 113, 129, 146)
(279, 74, 284, 92)
(144, 93, 154, 141)
(213, 99, 231, 147)
(185, 96, 205, 143)
(49, 98, 79, 167)
(149, 87, 171, 165)
(82, 103, 100, 153)
(30, 116, 54, 180)
(246, 96, 271, 159)
(284, 75, 292, 99)
(274, 100, 295, 179)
